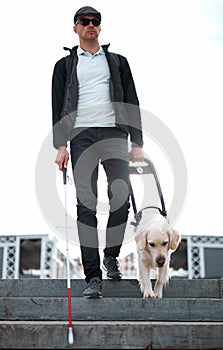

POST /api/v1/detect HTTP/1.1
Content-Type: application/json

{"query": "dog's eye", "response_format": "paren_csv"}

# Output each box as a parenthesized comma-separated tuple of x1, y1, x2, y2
(149, 242, 155, 248)
(162, 241, 168, 246)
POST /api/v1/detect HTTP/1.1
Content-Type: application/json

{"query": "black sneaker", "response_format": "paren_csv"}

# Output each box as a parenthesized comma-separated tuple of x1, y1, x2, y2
(103, 257, 122, 280)
(83, 277, 102, 298)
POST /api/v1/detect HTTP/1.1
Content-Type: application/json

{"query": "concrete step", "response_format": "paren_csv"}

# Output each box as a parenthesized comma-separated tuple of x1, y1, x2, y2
(0, 279, 223, 349)
(1, 297, 222, 322)
(1, 321, 223, 349)
(0, 278, 222, 298)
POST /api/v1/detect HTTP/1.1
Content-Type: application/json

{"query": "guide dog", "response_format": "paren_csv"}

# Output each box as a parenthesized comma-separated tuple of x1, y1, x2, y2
(134, 211, 181, 298)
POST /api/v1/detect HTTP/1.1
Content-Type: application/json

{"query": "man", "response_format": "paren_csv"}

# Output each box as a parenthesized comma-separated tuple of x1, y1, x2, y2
(52, 6, 144, 298)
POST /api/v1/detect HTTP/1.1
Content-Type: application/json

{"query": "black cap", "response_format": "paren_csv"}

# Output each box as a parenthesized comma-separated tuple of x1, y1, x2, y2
(74, 6, 101, 24)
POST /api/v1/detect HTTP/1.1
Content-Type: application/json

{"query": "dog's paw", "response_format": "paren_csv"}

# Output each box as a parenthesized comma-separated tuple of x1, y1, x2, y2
(143, 288, 155, 298)
(139, 281, 155, 298)
(154, 287, 163, 298)
(154, 291, 163, 298)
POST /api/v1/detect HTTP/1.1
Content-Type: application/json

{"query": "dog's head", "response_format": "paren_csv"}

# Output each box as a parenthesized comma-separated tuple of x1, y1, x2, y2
(135, 221, 181, 268)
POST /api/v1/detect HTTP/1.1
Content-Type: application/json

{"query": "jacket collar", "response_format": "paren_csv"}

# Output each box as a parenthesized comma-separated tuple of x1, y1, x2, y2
(63, 44, 110, 54)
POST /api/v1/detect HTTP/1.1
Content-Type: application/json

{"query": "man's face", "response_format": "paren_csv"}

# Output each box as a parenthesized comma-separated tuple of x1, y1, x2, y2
(73, 15, 101, 42)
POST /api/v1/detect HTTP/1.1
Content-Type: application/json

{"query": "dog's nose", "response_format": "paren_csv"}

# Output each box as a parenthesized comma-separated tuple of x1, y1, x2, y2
(156, 256, 166, 267)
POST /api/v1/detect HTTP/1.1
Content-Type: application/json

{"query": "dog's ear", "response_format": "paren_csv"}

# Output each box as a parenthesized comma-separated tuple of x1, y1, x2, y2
(135, 231, 147, 251)
(167, 228, 181, 251)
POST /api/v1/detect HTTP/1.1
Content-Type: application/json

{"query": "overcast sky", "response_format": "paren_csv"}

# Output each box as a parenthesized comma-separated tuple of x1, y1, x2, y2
(0, 0, 223, 257)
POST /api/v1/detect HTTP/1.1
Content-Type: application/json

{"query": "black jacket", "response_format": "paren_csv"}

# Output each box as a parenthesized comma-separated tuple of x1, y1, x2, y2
(52, 44, 143, 149)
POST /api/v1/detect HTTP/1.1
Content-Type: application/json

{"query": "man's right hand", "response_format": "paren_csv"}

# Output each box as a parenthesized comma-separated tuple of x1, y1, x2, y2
(55, 146, 69, 170)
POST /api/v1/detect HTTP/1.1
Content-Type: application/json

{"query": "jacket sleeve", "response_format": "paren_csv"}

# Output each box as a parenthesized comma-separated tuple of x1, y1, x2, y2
(51, 57, 68, 149)
(119, 55, 143, 148)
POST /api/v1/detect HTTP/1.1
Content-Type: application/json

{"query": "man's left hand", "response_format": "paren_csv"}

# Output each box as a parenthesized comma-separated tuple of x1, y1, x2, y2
(130, 147, 144, 162)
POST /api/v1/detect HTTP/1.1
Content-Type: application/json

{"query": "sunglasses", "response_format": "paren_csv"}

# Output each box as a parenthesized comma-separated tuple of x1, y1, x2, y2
(76, 17, 101, 27)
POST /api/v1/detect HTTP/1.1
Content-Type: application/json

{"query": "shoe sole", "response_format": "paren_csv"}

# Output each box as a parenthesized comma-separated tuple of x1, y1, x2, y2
(83, 294, 102, 299)
(107, 275, 122, 280)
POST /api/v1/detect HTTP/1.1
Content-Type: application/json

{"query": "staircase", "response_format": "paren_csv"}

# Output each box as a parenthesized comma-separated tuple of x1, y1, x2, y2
(0, 278, 222, 349)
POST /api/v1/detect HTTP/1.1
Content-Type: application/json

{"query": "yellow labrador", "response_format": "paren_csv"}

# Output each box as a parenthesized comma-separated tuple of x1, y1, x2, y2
(135, 215, 181, 298)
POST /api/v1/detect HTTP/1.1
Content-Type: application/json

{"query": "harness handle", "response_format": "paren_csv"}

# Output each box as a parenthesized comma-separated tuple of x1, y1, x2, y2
(129, 157, 167, 226)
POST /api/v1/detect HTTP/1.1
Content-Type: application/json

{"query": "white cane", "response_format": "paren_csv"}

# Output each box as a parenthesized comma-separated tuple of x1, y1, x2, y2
(62, 165, 74, 345)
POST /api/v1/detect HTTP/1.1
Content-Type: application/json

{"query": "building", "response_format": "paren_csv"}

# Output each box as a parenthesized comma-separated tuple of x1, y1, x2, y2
(0, 234, 82, 279)
(1, 233, 222, 279)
